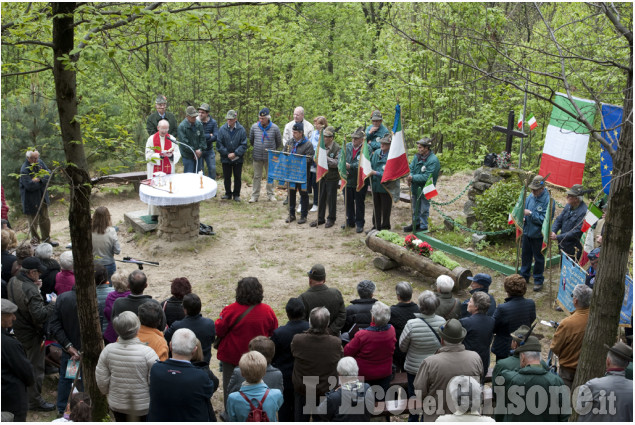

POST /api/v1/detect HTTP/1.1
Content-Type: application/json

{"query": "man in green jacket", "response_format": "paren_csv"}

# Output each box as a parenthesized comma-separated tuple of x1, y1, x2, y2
(146, 94, 178, 137)
(177, 106, 206, 174)
(343, 127, 368, 233)
(499, 337, 570, 421)
(365, 110, 389, 153)
(369, 134, 392, 231)
(404, 137, 440, 233)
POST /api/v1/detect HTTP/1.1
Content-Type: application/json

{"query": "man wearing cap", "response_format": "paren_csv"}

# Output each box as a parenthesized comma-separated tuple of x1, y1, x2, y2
(499, 336, 570, 421)
(461, 273, 496, 318)
(217, 110, 248, 201)
(282, 106, 314, 147)
(6, 256, 56, 412)
(365, 110, 389, 152)
(404, 137, 440, 233)
(20, 150, 59, 247)
(284, 121, 314, 223)
(2, 299, 35, 421)
(197, 103, 218, 180)
(413, 318, 483, 422)
(343, 127, 368, 233)
(584, 248, 600, 288)
(177, 105, 206, 174)
(146, 94, 178, 137)
(369, 134, 393, 231)
(310, 126, 341, 228)
(520, 175, 552, 292)
(576, 341, 633, 422)
(249, 108, 282, 202)
(550, 284, 592, 388)
(550, 184, 588, 260)
(298, 264, 346, 335)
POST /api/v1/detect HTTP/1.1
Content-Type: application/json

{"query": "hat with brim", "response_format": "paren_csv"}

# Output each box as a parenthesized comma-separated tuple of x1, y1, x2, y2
(566, 184, 584, 196)
(186, 106, 198, 117)
(515, 336, 542, 353)
(307, 264, 326, 281)
(438, 319, 467, 344)
(371, 110, 383, 121)
(350, 127, 365, 139)
(225, 109, 237, 119)
(604, 341, 633, 361)
(155, 95, 167, 104)
(197, 103, 210, 112)
(323, 127, 335, 138)
(21, 256, 47, 274)
(416, 137, 433, 147)
(259, 107, 270, 117)
(528, 175, 546, 190)
(1, 298, 18, 314)
(467, 273, 492, 288)
(380, 134, 392, 144)
(292, 121, 304, 132)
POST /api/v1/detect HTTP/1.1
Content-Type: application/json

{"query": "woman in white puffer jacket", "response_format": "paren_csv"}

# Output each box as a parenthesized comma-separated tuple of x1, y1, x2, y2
(96, 311, 158, 421)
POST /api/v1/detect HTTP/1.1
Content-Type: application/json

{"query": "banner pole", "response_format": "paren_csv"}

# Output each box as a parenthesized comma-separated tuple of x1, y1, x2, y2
(547, 197, 554, 304)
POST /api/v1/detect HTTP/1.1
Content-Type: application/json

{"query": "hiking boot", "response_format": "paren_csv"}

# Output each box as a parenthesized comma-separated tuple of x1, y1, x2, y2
(403, 224, 413, 232)
(356, 226, 364, 233)
(233, 196, 241, 202)
(285, 216, 296, 223)
(310, 220, 326, 227)
(325, 220, 335, 228)
(221, 194, 231, 200)
(533, 284, 543, 292)
(297, 217, 307, 224)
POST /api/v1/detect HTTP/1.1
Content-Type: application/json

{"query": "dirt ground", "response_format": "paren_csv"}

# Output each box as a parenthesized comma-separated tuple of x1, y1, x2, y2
(17, 170, 572, 421)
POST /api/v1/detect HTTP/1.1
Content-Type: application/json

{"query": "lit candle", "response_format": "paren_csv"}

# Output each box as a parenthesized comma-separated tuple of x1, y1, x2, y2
(200, 175, 203, 188)
(169, 181, 172, 193)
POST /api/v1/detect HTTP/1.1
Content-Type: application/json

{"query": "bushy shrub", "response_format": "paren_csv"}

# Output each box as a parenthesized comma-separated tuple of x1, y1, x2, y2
(473, 180, 522, 232)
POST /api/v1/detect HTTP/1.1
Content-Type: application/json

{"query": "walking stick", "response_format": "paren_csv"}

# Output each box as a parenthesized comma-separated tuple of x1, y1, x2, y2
(63, 361, 82, 419)
(547, 196, 555, 304)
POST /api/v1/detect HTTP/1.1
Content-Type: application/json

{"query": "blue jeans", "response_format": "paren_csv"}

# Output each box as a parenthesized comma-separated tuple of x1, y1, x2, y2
(104, 263, 116, 284)
(56, 350, 83, 414)
(182, 156, 202, 174)
(201, 149, 216, 179)
(413, 190, 430, 230)
(520, 235, 545, 285)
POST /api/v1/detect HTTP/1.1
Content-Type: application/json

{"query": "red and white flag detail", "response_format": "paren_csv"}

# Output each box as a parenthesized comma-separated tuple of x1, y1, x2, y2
(423, 176, 438, 200)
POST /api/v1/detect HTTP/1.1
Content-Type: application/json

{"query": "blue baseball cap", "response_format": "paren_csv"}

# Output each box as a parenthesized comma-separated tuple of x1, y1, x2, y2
(588, 248, 600, 261)
(467, 273, 492, 288)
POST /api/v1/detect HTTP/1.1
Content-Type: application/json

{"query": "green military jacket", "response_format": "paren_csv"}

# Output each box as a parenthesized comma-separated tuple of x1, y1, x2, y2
(146, 111, 178, 137)
(370, 149, 388, 193)
(344, 142, 364, 188)
(177, 119, 206, 160)
(365, 123, 389, 152)
(409, 151, 440, 199)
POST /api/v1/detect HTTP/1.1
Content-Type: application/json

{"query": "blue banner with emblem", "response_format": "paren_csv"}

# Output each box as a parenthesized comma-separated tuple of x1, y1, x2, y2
(267, 150, 307, 190)
(621, 275, 632, 327)
(600, 103, 622, 195)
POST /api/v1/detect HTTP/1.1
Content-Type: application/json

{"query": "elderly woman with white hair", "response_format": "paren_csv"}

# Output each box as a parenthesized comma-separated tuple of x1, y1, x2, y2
(435, 375, 494, 422)
(54, 250, 75, 295)
(343, 301, 396, 395)
(34, 242, 60, 299)
(399, 290, 445, 421)
(435, 274, 461, 320)
(318, 356, 373, 421)
(95, 311, 158, 422)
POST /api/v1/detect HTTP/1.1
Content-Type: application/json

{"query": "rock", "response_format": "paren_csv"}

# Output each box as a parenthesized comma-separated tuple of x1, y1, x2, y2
(472, 233, 487, 245)
(466, 215, 478, 228)
(373, 256, 399, 271)
(473, 181, 491, 192)
(479, 171, 503, 185)
(443, 218, 455, 231)
(496, 169, 513, 179)
(463, 200, 476, 216)
(467, 189, 478, 202)
(473, 167, 483, 181)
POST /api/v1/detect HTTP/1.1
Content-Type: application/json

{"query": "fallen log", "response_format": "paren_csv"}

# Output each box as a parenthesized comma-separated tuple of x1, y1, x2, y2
(365, 230, 472, 291)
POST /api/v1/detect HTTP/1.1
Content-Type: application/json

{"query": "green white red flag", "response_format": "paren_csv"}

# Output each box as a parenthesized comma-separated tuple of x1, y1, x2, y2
(540, 197, 553, 252)
(508, 187, 526, 240)
(357, 139, 372, 191)
(381, 104, 409, 183)
(423, 176, 438, 200)
(315, 130, 328, 182)
(518, 113, 538, 131)
(580, 203, 602, 233)
(338, 136, 348, 188)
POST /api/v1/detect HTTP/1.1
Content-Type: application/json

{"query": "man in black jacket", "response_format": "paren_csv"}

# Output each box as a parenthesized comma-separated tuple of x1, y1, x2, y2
(111, 270, 166, 331)
(164, 293, 215, 364)
(1, 298, 35, 421)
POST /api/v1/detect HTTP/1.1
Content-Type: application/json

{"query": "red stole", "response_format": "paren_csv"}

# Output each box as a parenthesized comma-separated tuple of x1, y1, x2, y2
(152, 133, 172, 174)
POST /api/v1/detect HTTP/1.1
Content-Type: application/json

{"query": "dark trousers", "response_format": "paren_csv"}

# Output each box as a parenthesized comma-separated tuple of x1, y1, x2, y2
(308, 171, 318, 206)
(372, 192, 392, 230)
(520, 235, 545, 285)
(294, 392, 324, 422)
(220, 360, 237, 408)
(344, 183, 367, 227)
(288, 185, 309, 218)
(279, 375, 295, 422)
(111, 410, 147, 422)
(56, 350, 84, 414)
(21, 335, 46, 408)
(317, 180, 338, 223)
(222, 162, 242, 197)
(406, 372, 421, 422)
(367, 375, 392, 402)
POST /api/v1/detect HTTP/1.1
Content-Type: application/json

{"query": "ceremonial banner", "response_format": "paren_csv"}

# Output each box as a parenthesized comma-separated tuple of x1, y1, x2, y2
(508, 187, 525, 241)
(382, 103, 409, 183)
(556, 252, 587, 313)
(621, 275, 633, 327)
(357, 140, 372, 191)
(338, 141, 348, 188)
(539, 93, 597, 187)
(540, 197, 554, 252)
(600, 103, 623, 194)
(267, 150, 308, 190)
(315, 130, 328, 182)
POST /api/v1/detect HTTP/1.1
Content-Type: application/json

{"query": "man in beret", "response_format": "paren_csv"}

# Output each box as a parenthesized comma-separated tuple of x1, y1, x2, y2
(499, 336, 570, 421)
(217, 109, 248, 201)
(342, 127, 368, 233)
(284, 121, 314, 223)
(146, 94, 178, 137)
(310, 126, 341, 228)
(404, 137, 440, 233)
(520, 175, 552, 292)
(297, 264, 346, 335)
(1, 298, 35, 421)
(249, 108, 282, 203)
(197, 103, 218, 180)
(7, 257, 56, 411)
(550, 184, 588, 260)
(460, 273, 496, 318)
(177, 105, 206, 174)
(365, 110, 389, 153)
(576, 342, 633, 422)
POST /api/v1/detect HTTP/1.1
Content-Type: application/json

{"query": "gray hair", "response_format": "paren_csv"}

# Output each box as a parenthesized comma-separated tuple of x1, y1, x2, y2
(309, 307, 330, 333)
(520, 351, 541, 363)
(112, 311, 140, 340)
(418, 290, 440, 315)
(157, 119, 169, 129)
(446, 375, 482, 414)
(607, 350, 629, 369)
(34, 243, 53, 260)
(138, 301, 164, 329)
(395, 281, 413, 301)
(336, 356, 359, 377)
(171, 328, 197, 356)
(436, 275, 455, 294)
(572, 284, 592, 308)
(471, 291, 491, 314)
(26, 150, 39, 159)
(356, 280, 376, 299)
(59, 251, 74, 271)
(294, 106, 305, 115)
(371, 301, 391, 327)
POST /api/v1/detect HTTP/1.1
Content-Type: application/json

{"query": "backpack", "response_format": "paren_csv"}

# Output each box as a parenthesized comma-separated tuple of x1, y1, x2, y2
(239, 389, 270, 422)
(484, 153, 498, 167)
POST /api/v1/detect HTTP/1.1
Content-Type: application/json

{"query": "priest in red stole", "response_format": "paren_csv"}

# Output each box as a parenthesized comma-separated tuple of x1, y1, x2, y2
(145, 119, 181, 218)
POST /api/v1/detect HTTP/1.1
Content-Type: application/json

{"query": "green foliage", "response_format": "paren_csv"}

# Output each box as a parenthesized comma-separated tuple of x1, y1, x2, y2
(376, 230, 405, 246)
(473, 180, 522, 232)
(430, 251, 460, 270)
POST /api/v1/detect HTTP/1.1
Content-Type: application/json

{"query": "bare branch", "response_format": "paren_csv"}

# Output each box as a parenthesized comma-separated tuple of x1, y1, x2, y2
(1, 39, 54, 48)
(1, 66, 53, 78)
(600, 2, 633, 45)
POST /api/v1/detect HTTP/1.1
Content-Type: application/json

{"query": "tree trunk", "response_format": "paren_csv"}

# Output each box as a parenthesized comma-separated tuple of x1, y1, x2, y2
(570, 45, 633, 420)
(51, 2, 108, 420)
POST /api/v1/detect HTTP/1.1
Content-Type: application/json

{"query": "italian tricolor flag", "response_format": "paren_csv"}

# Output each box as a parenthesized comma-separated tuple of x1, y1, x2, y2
(539, 93, 597, 187)
(423, 176, 438, 200)
(382, 104, 410, 183)
(357, 139, 372, 191)
(580, 203, 602, 233)
(517, 113, 538, 131)
(315, 130, 328, 182)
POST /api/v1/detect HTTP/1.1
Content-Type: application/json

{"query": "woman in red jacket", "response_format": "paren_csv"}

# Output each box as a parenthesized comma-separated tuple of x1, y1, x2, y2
(343, 301, 396, 400)
(215, 277, 278, 408)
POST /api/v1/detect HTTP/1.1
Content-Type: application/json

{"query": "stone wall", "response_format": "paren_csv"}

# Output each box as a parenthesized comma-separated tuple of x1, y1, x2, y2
(157, 203, 200, 241)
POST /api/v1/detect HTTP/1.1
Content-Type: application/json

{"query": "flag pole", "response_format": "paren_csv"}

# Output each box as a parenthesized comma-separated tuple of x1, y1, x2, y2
(317, 179, 322, 227)
(397, 102, 414, 233)
(515, 181, 529, 273)
(547, 196, 554, 304)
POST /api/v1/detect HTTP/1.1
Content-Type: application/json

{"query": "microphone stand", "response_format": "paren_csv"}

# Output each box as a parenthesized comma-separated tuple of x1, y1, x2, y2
(169, 135, 198, 174)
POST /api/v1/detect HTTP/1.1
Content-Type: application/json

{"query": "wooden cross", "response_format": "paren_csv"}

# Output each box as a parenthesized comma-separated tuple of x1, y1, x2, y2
(492, 110, 527, 153)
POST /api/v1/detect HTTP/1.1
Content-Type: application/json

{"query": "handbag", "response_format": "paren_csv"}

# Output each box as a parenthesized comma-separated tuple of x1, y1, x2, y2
(213, 305, 255, 349)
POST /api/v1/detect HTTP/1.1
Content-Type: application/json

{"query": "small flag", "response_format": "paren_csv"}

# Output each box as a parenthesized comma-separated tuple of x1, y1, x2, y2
(580, 203, 602, 233)
(527, 114, 538, 131)
(338, 136, 348, 188)
(509, 187, 526, 240)
(357, 139, 372, 192)
(517, 113, 524, 130)
(382, 104, 410, 183)
(315, 130, 328, 183)
(423, 176, 438, 200)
